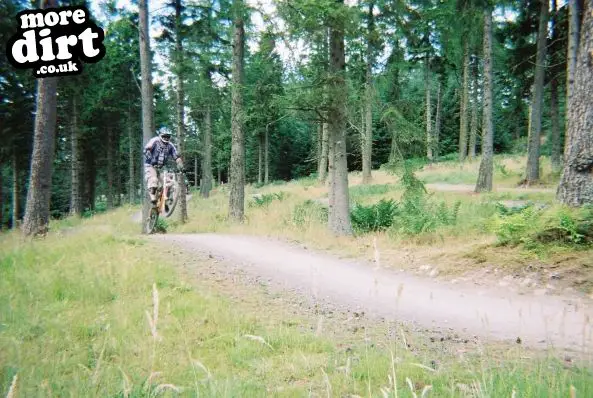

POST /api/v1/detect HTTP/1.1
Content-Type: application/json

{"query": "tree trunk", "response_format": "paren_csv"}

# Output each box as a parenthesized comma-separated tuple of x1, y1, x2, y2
(318, 122, 329, 183)
(525, 0, 549, 183)
(200, 104, 213, 198)
(557, 0, 593, 206)
(127, 105, 135, 204)
(318, 28, 330, 185)
(468, 61, 478, 159)
(389, 133, 397, 163)
(229, 0, 245, 221)
(258, 132, 263, 184)
(69, 96, 81, 215)
(22, 78, 58, 236)
(459, 40, 470, 162)
(327, 1, 352, 236)
(425, 59, 433, 162)
(475, 8, 494, 193)
(434, 80, 441, 160)
(316, 123, 322, 178)
(0, 169, 3, 230)
(567, 0, 582, 103)
(89, 166, 96, 211)
(264, 123, 270, 184)
(106, 127, 114, 209)
(139, 0, 154, 232)
(550, 0, 563, 173)
(175, 0, 188, 223)
(83, 149, 97, 212)
(12, 152, 19, 228)
(115, 129, 122, 207)
(550, 77, 562, 173)
(361, 2, 374, 184)
(327, 123, 335, 187)
(194, 157, 198, 187)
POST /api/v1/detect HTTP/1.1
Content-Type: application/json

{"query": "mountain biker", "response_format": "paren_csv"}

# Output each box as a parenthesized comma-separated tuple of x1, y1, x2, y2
(144, 127, 184, 205)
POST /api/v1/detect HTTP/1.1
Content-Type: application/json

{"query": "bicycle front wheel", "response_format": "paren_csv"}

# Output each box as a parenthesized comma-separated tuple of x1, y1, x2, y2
(164, 182, 180, 218)
(146, 207, 159, 234)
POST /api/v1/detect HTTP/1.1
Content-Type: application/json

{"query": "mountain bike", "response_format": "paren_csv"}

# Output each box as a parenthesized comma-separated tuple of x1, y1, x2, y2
(145, 169, 183, 234)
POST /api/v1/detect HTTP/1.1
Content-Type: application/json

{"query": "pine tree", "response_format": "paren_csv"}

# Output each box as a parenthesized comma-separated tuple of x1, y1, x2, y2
(475, 6, 494, 193)
(557, 0, 593, 206)
(229, 0, 246, 221)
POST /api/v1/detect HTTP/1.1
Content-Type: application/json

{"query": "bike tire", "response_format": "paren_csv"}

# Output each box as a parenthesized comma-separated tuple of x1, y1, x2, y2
(146, 207, 159, 234)
(164, 181, 180, 218)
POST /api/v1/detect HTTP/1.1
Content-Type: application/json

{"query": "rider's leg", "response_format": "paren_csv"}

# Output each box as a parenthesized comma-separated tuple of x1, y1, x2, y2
(157, 169, 164, 197)
(145, 165, 158, 204)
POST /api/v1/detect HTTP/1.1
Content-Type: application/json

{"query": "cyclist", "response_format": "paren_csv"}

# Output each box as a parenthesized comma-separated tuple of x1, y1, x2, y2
(144, 127, 184, 205)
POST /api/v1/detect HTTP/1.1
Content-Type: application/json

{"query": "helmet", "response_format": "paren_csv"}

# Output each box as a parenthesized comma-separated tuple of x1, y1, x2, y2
(157, 127, 172, 143)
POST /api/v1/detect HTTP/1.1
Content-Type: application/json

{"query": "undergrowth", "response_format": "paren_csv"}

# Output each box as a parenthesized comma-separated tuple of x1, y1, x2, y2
(490, 204, 593, 252)
(352, 163, 461, 235)
(248, 192, 287, 208)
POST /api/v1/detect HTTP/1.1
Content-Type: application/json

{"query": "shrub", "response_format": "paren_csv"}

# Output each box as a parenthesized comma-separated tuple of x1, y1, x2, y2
(395, 195, 460, 236)
(351, 199, 398, 233)
(491, 206, 541, 246)
(248, 192, 286, 208)
(494, 201, 533, 216)
(153, 218, 168, 233)
(348, 164, 461, 236)
(535, 207, 593, 245)
(491, 205, 593, 248)
(437, 152, 458, 163)
(292, 200, 328, 227)
(494, 161, 510, 177)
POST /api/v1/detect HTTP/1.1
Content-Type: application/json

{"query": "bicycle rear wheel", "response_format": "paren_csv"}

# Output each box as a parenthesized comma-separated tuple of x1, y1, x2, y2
(146, 207, 159, 234)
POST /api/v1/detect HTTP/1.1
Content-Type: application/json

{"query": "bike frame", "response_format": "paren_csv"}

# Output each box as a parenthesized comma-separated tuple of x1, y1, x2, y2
(147, 169, 181, 233)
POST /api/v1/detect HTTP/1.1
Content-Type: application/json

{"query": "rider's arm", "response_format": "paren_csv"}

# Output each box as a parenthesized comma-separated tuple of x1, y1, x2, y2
(144, 137, 158, 151)
(144, 137, 158, 162)
(170, 144, 184, 170)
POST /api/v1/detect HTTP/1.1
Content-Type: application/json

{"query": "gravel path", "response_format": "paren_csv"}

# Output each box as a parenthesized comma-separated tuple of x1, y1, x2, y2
(155, 233, 593, 353)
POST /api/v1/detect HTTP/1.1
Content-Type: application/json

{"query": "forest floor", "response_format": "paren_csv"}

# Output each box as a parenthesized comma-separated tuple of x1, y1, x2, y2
(3, 155, 593, 396)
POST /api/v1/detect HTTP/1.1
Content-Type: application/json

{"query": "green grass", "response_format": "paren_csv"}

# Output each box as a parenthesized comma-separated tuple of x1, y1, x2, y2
(419, 169, 479, 185)
(1, 210, 593, 396)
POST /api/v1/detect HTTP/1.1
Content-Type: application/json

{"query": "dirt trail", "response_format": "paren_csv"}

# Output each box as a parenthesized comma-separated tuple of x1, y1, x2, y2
(156, 233, 593, 353)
